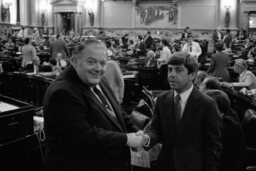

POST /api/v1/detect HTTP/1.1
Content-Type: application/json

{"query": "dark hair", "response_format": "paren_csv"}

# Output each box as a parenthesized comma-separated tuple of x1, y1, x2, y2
(138, 35, 143, 41)
(49, 58, 57, 66)
(204, 77, 221, 90)
(24, 37, 30, 44)
(56, 35, 60, 39)
(162, 39, 169, 46)
(215, 41, 224, 51)
(168, 52, 198, 74)
(205, 89, 230, 113)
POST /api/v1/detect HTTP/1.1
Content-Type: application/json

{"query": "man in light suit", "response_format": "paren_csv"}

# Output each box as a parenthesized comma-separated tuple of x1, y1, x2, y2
(222, 58, 256, 90)
(142, 52, 222, 171)
(43, 39, 144, 171)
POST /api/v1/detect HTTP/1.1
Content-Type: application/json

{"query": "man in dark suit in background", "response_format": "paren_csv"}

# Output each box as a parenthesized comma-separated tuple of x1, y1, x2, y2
(43, 39, 144, 171)
(223, 29, 233, 49)
(142, 52, 222, 171)
(144, 31, 154, 49)
(50, 35, 69, 59)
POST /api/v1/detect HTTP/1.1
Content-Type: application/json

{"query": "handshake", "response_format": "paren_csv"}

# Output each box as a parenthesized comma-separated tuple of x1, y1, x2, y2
(126, 130, 150, 149)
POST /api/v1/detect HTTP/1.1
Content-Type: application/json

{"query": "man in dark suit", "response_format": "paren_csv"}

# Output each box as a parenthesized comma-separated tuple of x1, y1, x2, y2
(144, 31, 154, 49)
(43, 39, 144, 171)
(50, 35, 69, 59)
(223, 29, 233, 49)
(142, 52, 222, 171)
(212, 27, 223, 45)
(207, 41, 230, 82)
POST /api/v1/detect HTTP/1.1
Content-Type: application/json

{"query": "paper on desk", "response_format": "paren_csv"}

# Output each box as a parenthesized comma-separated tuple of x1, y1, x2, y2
(0, 102, 19, 112)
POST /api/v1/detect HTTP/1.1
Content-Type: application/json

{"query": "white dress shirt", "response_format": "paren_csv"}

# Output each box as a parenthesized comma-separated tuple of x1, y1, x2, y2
(174, 84, 194, 118)
(182, 41, 202, 59)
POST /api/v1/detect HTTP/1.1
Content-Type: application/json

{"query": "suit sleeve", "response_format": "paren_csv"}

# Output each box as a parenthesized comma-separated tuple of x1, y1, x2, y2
(203, 100, 222, 171)
(45, 89, 127, 149)
(144, 97, 162, 148)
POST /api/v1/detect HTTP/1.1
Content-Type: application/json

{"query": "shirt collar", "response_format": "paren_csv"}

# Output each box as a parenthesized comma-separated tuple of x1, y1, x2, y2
(174, 84, 193, 104)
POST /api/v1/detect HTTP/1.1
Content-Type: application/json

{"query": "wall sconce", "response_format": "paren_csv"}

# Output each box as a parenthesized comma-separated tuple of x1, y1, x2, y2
(224, 5, 231, 28)
(88, 8, 94, 27)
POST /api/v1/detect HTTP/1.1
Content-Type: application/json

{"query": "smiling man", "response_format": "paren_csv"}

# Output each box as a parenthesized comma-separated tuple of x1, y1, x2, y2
(43, 39, 144, 171)
(144, 52, 222, 171)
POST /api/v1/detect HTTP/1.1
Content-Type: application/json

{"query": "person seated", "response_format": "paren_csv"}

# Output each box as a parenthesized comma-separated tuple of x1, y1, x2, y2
(145, 50, 157, 68)
(199, 76, 221, 92)
(194, 70, 208, 89)
(39, 58, 62, 78)
(222, 59, 256, 90)
(181, 35, 202, 60)
(157, 39, 172, 68)
(205, 90, 246, 171)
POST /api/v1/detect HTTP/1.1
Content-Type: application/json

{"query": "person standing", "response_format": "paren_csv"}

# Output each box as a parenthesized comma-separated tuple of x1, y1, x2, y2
(43, 39, 144, 171)
(21, 37, 39, 67)
(142, 52, 222, 171)
(50, 34, 69, 59)
(207, 41, 230, 82)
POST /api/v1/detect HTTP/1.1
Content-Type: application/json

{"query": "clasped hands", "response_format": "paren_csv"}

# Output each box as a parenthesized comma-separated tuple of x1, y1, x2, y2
(126, 130, 149, 149)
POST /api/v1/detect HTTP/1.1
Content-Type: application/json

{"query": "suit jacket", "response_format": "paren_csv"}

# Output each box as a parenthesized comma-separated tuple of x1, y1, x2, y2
(21, 44, 37, 67)
(223, 33, 233, 47)
(212, 31, 223, 43)
(219, 109, 246, 171)
(207, 51, 230, 82)
(146, 87, 222, 171)
(144, 35, 153, 49)
(43, 66, 138, 171)
(50, 39, 69, 59)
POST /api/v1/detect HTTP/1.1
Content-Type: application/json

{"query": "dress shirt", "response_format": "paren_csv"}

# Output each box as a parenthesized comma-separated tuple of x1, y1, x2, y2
(91, 85, 115, 113)
(182, 42, 202, 59)
(174, 84, 194, 118)
(158, 46, 172, 65)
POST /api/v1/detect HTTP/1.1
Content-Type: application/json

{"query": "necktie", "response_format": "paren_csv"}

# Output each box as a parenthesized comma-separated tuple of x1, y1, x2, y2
(190, 45, 192, 52)
(93, 87, 113, 112)
(174, 94, 182, 127)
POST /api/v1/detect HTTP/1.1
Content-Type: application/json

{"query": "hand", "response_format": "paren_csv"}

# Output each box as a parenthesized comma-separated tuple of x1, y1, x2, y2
(135, 130, 150, 147)
(126, 133, 144, 148)
(221, 82, 232, 88)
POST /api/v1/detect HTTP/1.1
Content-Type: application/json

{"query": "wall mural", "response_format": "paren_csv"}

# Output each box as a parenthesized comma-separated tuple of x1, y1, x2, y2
(135, 4, 178, 28)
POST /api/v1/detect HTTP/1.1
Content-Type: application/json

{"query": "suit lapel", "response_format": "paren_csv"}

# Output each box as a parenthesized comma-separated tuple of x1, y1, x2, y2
(99, 80, 126, 131)
(84, 88, 124, 131)
(176, 88, 200, 136)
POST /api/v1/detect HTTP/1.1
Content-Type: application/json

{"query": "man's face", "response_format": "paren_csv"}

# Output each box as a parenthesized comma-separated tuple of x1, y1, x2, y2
(73, 43, 107, 87)
(168, 64, 195, 93)
(187, 37, 193, 44)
